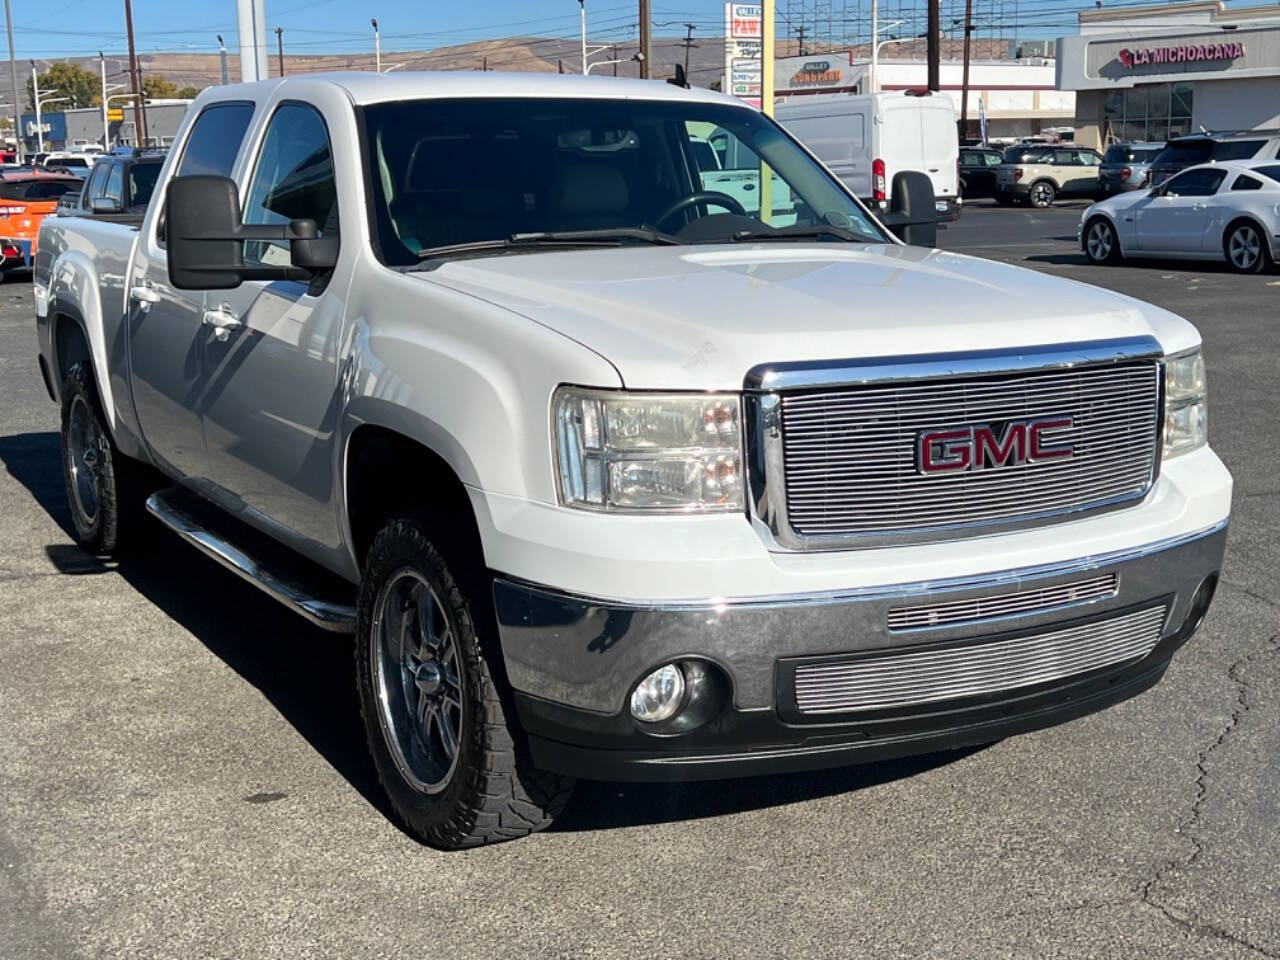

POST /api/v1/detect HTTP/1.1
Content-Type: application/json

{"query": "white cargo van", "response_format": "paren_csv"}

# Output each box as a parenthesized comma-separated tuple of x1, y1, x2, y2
(777, 91, 961, 220)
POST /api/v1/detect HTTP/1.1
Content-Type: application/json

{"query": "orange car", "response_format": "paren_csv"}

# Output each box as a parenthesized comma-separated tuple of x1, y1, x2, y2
(0, 172, 82, 277)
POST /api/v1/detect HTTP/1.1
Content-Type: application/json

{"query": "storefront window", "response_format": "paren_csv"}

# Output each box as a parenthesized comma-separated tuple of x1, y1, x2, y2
(1104, 82, 1193, 144)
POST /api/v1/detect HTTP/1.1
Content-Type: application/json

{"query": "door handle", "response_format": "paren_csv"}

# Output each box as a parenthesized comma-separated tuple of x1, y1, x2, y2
(1192, 203, 1208, 211)
(202, 305, 241, 342)
(129, 283, 160, 310)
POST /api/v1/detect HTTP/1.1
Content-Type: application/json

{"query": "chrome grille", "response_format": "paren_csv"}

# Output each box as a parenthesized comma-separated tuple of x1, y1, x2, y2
(887, 574, 1118, 631)
(793, 605, 1167, 715)
(778, 361, 1160, 542)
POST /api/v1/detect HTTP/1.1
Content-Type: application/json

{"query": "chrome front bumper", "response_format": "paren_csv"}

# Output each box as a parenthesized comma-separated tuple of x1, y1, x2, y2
(493, 521, 1226, 781)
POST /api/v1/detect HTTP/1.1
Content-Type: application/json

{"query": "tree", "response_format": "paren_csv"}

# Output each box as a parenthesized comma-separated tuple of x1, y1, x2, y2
(26, 61, 98, 111)
(141, 74, 178, 100)
(176, 85, 200, 99)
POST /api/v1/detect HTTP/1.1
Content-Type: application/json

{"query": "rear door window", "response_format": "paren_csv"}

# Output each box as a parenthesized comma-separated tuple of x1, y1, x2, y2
(1210, 140, 1264, 161)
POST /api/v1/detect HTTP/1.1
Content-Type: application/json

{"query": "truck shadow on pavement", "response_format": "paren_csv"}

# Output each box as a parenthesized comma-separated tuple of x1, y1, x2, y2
(1, 430, 981, 838)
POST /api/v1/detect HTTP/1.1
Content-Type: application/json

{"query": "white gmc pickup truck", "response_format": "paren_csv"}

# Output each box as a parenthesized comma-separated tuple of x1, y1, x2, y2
(34, 73, 1231, 849)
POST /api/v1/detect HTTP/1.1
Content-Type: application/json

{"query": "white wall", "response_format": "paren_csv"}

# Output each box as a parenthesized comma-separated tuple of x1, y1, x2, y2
(1192, 76, 1280, 132)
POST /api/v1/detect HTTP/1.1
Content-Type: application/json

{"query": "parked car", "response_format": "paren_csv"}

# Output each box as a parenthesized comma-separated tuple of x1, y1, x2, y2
(1081, 159, 1280, 273)
(995, 145, 1104, 207)
(41, 152, 92, 178)
(61, 151, 164, 218)
(777, 90, 962, 219)
(958, 145, 1003, 200)
(1098, 141, 1165, 194)
(0, 172, 83, 276)
(1147, 130, 1280, 186)
(35, 73, 1229, 849)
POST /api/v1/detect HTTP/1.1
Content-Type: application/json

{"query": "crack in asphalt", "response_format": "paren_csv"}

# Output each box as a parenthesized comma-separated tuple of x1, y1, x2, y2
(1137, 631, 1280, 959)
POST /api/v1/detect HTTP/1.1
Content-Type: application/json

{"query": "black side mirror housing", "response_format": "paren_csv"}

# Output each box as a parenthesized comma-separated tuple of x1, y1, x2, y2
(879, 170, 938, 248)
(166, 174, 339, 290)
(90, 195, 122, 214)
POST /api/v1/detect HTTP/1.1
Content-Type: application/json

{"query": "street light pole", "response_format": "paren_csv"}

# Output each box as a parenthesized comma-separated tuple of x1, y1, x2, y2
(31, 64, 41, 153)
(4, 0, 19, 161)
(371, 19, 380, 72)
(578, 1, 587, 75)
(99, 52, 109, 149)
(217, 34, 229, 84)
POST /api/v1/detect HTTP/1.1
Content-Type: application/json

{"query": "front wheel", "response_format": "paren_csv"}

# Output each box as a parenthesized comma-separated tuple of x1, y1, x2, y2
(1084, 217, 1121, 265)
(1028, 181, 1056, 208)
(59, 362, 148, 556)
(1224, 220, 1270, 273)
(355, 517, 575, 849)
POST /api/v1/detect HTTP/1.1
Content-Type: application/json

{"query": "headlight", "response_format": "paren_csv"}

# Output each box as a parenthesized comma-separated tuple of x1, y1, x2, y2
(1163, 348, 1207, 460)
(553, 387, 744, 512)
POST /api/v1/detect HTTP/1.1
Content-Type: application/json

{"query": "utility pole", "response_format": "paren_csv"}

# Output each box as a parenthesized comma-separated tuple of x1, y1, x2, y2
(613, 43, 618, 76)
(926, 0, 940, 91)
(275, 26, 284, 77)
(217, 35, 229, 84)
(558, 58, 564, 74)
(4, 0, 19, 161)
(638, 0, 651, 79)
(959, 0, 972, 141)
(680, 22, 697, 76)
(371, 18, 380, 73)
(482, 56, 487, 71)
(795, 25, 806, 56)
(124, 0, 147, 145)
(99, 52, 109, 149)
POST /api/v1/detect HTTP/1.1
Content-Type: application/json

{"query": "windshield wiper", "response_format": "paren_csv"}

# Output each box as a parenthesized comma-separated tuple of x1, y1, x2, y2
(718, 223, 877, 244)
(416, 227, 684, 259)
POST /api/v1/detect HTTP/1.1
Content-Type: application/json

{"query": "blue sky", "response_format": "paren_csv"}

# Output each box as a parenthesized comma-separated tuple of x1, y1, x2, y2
(4, 0, 736, 59)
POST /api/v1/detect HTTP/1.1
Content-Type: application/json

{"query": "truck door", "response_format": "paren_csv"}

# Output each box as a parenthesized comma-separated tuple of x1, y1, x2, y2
(198, 101, 348, 556)
(128, 102, 255, 480)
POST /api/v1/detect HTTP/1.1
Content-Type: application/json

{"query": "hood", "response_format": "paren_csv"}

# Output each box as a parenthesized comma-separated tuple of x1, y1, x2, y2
(417, 243, 1197, 390)
(1092, 190, 1153, 215)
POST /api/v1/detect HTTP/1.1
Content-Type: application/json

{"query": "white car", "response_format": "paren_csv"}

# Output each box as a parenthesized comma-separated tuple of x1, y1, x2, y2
(1081, 159, 1280, 273)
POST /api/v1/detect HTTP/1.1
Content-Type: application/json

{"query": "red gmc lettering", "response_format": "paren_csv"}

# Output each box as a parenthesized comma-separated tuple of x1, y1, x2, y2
(1029, 417, 1074, 461)
(973, 423, 1027, 469)
(920, 428, 972, 473)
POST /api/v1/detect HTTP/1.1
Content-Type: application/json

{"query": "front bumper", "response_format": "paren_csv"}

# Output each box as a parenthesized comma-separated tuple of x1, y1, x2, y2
(495, 521, 1227, 782)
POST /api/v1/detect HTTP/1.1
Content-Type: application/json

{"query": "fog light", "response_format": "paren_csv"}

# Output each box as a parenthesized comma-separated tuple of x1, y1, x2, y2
(629, 664, 685, 723)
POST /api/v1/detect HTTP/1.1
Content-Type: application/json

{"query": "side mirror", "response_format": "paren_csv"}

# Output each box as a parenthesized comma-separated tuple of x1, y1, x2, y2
(90, 195, 122, 214)
(880, 170, 937, 248)
(166, 174, 339, 290)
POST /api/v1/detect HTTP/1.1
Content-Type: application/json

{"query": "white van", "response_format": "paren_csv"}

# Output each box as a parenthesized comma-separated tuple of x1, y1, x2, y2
(776, 91, 961, 220)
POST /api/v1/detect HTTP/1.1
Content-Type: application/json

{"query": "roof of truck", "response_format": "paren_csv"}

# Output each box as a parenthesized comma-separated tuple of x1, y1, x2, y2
(204, 71, 745, 108)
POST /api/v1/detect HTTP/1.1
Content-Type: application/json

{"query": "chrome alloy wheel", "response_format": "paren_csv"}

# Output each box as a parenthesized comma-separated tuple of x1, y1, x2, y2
(371, 569, 465, 794)
(67, 393, 101, 525)
(1030, 182, 1054, 207)
(1086, 220, 1114, 262)
(1228, 224, 1261, 270)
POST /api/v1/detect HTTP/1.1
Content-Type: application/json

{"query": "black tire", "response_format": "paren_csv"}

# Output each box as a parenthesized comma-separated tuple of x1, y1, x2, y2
(355, 517, 575, 849)
(59, 362, 149, 556)
(1083, 216, 1122, 265)
(1223, 219, 1271, 274)
(1028, 180, 1056, 208)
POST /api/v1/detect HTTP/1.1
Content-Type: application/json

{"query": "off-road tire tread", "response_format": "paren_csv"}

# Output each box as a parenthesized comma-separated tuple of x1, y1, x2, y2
(356, 518, 574, 849)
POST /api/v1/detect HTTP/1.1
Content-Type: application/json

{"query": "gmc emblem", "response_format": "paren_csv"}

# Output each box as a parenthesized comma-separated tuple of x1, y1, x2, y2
(917, 417, 1074, 474)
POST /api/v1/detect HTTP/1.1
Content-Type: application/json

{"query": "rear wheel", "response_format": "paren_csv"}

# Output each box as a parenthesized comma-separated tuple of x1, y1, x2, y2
(355, 517, 575, 849)
(1084, 217, 1122, 265)
(1224, 220, 1270, 273)
(1028, 181, 1056, 208)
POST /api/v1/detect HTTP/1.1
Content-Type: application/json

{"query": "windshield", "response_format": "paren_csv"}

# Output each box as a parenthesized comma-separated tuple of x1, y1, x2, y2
(1154, 140, 1213, 166)
(361, 97, 884, 264)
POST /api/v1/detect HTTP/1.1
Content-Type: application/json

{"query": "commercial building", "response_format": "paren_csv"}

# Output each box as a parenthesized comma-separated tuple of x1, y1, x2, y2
(1057, 1, 1280, 149)
(19, 100, 191, 153)
(774, 53, 1076, 141)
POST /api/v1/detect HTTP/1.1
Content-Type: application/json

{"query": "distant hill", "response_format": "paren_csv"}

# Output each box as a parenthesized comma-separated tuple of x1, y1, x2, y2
(0, 34, 1011, 113)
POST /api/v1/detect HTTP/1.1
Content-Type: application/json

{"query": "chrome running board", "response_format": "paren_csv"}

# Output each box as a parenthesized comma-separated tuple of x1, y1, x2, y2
(146, 490, 357, 634)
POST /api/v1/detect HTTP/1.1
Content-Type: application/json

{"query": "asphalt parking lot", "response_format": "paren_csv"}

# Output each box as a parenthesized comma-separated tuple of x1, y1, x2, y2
(2, 204, 1278, 959)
